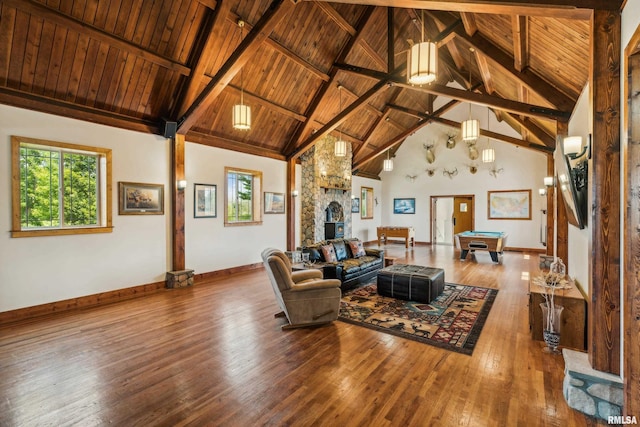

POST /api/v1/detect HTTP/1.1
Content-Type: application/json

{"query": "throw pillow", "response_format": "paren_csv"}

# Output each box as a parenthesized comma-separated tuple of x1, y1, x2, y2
(320, 244, 337, 262)
(333, 241, 348, 261)
(348, 240, 366, 258)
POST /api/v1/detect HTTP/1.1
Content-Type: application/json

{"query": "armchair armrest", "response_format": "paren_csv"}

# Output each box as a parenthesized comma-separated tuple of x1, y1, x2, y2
(291, 268, 323, 283)
(291, 278, 341, 291)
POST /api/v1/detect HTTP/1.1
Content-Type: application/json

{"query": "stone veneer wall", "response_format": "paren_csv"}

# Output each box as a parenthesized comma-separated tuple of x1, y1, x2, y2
(300, 136, 353, 245)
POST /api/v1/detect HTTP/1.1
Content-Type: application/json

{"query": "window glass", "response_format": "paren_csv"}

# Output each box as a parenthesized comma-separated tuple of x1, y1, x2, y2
(225, 167, 262, 226)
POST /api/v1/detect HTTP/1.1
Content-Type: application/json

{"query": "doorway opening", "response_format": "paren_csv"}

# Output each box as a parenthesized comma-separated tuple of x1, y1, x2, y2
(430, 195, 475, 245)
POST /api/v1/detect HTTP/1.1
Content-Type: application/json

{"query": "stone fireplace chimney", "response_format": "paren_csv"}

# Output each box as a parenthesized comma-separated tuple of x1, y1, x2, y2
(300, 136, 352, 245)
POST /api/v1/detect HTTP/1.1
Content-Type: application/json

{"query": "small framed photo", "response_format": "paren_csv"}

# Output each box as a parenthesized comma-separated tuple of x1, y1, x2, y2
(351, 197, 360, 213)
(194, 183, 217, 218)
(118, 182, 164, 215)
(264, 192, 285, 214)
(393, 198, 415, 214)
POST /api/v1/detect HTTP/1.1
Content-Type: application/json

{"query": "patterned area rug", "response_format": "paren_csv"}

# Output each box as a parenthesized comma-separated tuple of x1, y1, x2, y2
(339, 282, 498, 355)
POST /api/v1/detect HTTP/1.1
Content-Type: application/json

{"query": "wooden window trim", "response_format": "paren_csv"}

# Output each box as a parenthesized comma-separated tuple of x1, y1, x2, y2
(224, 166, 263, 226)
(11, 136, 113, 238)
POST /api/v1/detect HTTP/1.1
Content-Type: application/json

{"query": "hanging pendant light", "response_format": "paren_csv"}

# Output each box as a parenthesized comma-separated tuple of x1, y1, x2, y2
(335, 84, 347, 157)
(407, 10, 437, 85)
(232, 20, 251, 131)
(383, 150, 393, 172)
(482, 107, 495, 163)
(461, 48, 479, 142)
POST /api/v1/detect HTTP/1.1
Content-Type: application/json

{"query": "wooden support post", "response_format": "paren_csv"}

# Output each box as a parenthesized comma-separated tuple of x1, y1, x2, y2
(555, 127, 568, 270)
(286, 159, 296, 251)
(172, 134, 186, 271)
(589, 9, 621, 375)
(546, 154, 555, 257)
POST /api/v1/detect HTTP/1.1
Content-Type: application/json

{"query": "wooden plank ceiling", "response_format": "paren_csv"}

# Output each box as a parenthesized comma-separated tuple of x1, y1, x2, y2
(0, 0, 623, 177)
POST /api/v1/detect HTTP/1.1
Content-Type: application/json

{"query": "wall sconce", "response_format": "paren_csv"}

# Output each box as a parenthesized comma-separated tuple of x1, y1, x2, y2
(563, 135, 591, 160)
(177, 179, 187, 190)
(539, 188, 547, 196)
(544, 176, 555, 187)
(292, 190, 299, 198)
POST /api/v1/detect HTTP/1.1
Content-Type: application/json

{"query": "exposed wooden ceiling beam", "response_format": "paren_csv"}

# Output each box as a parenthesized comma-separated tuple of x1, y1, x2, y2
(334, 63, 571, 120)
(3, 0, 192, 76)
(177, 0, 297, 134)
(426, 10, 574, 111)
(460, 12, 478, 36)
(359, 41, 388, 71)
(227, 11, 330, 82)
(174, 3, 231, 119)
(508, 114, 556, 148)
(353, 88, 401, 157)
(512, 15, 529, 71)
(474, 48, 495, 94)
(288, 79, 390, 160)
(226, 84, 307, 122)
(302, 0, 610, 19)
(315, 2, 356, 35)
(187, 131, 286, 160)
(282, 6, 376, 156)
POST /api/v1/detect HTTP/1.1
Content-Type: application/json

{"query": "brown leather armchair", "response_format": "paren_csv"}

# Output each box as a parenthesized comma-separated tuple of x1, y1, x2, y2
(261, 248, 342, 329)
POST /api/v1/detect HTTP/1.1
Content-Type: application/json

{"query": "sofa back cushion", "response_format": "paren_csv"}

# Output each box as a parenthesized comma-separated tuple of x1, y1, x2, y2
(321, 244, 337, 262)
(303, 245, 324, 262)
(333, 240, 348, 261)
(348, 240, 366, 258)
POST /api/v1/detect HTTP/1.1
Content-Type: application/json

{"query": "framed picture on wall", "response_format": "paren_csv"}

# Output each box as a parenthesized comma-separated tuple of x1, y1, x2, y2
(393, 198, 415, 214)
(351, 197, 360, 213)
(264, 192, 285, 214)
(194, 183, 217, 218)
(118, 182, 164, 215)
(488, 189, 531, 220)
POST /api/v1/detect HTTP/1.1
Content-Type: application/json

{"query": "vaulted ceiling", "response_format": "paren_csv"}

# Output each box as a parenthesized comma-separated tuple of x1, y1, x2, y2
(0, 0, 625, 178)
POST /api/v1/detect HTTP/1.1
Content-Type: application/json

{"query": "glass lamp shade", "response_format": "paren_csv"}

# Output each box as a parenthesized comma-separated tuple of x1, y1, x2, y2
(544, 176, 555, 187)
(461, 119, 479, 142)
(482, 147, 495, 163)
(334, 139, 347, 157)
(232, 104, 251, 130)
(563, 136, 583, 155)
(407, 41, 437, 85)
(383, 158, 394, 172)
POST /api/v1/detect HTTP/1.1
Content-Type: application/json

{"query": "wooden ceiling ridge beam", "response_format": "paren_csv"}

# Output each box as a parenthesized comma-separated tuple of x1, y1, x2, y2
(174, 2, 232, 119)
(177, 0, 297, 134)
(3, 0, 192, 77)
(282, 6, 376, 156)
(352, 98, 460, 171)
(334, 62, 570, 120)
(301, 1, 601, 19)
(426, 10, 574, 111)
(289, 79, 390, 160)
(227, 11, 330, 82)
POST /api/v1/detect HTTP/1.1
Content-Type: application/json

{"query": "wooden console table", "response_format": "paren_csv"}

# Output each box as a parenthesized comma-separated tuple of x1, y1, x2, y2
(528, 277, 587, 350)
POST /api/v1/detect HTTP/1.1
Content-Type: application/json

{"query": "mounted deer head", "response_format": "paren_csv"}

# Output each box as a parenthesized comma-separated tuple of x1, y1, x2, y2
(443, 167, 458, 179)
(423, 142, 436, 164)
(489, 166, 504, 178)
(467, 164, 478, 174)
(467, 141, 479, 160)
(446, 133, 457, 149)
(426, 168, 436, 177)
(405, 174, 417, 183)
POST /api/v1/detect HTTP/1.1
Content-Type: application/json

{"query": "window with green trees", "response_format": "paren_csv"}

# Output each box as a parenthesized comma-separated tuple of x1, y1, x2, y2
(11, 136, 112, 237)
(225, 167, 262, 226)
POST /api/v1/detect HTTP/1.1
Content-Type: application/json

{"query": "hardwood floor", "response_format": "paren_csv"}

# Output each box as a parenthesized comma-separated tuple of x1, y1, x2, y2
(0, 245, 604, 426)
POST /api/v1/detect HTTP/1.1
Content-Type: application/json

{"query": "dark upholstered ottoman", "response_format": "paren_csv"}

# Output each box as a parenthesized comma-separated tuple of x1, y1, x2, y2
(376, 264, 445, 303)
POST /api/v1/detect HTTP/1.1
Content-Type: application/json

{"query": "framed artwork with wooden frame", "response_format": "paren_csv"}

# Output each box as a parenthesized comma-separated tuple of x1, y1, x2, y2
(118, 182, 164, 215)
(194, 183, 217, 218)
(487, 189, 531, 220)
(264, 192, 285, 214)
(361, 187, 374, 219)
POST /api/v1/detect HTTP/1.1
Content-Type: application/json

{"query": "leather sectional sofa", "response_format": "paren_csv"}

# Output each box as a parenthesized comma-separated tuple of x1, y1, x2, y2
(299, 238, 385, 291)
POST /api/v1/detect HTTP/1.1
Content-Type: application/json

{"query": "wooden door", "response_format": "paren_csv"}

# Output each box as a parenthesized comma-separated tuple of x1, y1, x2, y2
(453, 196, 473, 234)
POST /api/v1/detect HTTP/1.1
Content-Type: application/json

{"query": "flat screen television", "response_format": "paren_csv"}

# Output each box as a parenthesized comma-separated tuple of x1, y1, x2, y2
(554, 144, 587, 229)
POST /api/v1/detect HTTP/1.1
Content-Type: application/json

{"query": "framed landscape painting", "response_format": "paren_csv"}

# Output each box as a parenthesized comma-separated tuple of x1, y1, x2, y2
(488, 189, 531, 220)
(264, 192, 285, 214)
(194, 183, 217, 218)
(393, 198, 415, 214)
(118, 182, 164, 215)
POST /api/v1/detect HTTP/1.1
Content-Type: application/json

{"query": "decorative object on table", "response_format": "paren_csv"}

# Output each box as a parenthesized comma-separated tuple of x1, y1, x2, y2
(118, 181, 164, 215)
(194, 183, 216, 218)
(487, 189, 531, 220)
(532, 269, 571, 353)
(339, 281, 498, 355)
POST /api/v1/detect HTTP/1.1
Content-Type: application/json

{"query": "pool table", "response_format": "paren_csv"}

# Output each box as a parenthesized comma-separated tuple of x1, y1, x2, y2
(455, 231, 507, 263)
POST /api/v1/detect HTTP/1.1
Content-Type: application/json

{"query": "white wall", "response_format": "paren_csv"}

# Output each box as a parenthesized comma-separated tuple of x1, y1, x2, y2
(380, 107, 548, 250)
(350, 175, 383, 242)
(0, 105, 290, 312)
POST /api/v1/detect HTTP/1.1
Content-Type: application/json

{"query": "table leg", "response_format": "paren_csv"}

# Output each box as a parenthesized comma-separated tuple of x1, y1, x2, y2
(490, 251, 499, 263)
(460, 249, 469, 260)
